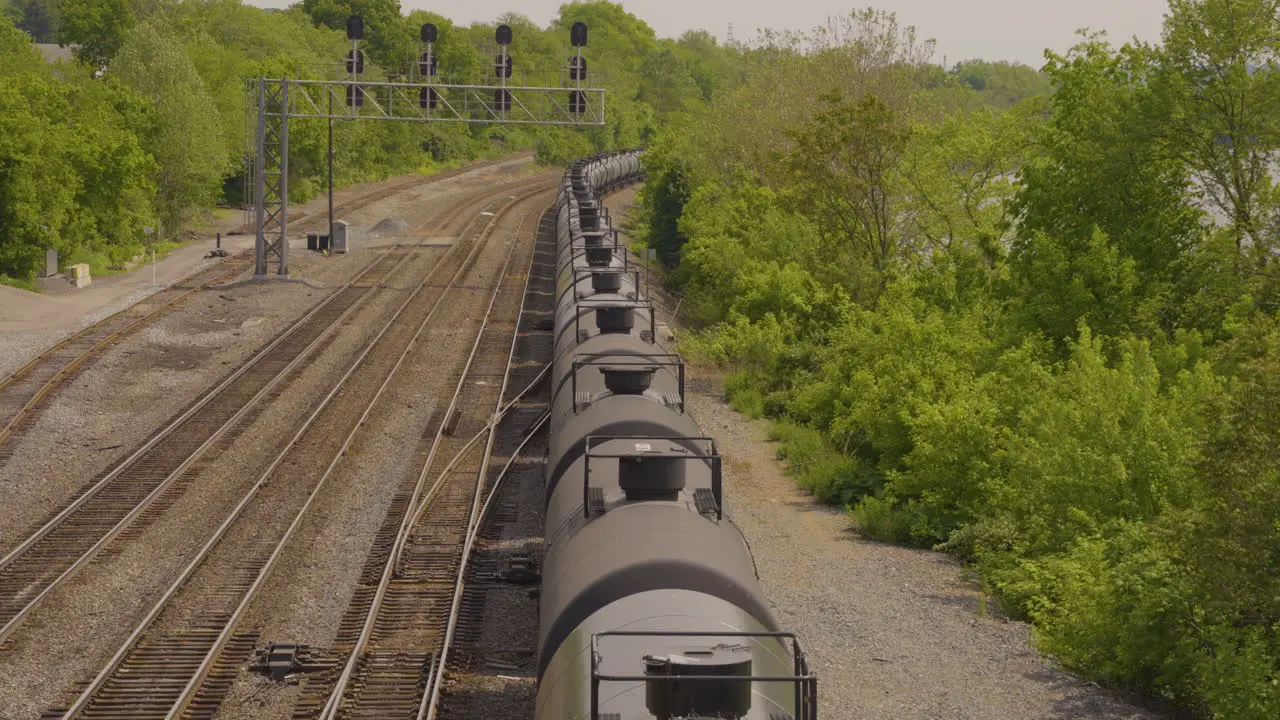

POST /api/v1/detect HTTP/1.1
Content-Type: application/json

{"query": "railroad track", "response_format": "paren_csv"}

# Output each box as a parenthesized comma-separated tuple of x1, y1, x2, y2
(247, 153, 531, 235)
(0, 254, 254, 464)
(0, 172, 553, 649)
(0, 247, 414, 646)
(434, 207, 561, 720)
(39, 179, 557, 720)
(0, 155, 527, 470)
(282, 193, 552, 720)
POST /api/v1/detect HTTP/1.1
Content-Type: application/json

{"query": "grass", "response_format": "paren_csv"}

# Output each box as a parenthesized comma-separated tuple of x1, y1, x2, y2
(0, 274, 38, 292)
(63, 239, 186, 279)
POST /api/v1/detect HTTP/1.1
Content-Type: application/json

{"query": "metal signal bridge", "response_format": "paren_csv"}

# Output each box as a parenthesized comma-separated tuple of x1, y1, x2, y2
(250, 17, 603, 276)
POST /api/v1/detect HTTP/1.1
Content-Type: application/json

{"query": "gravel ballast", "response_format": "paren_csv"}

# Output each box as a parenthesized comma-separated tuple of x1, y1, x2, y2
(0, 160, 542, 719)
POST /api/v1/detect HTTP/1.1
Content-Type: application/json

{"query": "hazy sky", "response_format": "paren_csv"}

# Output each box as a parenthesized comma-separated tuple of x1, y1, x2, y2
(249, 1, 1174, 67)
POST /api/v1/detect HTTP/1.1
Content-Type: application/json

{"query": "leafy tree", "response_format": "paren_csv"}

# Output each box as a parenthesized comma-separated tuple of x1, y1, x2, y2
(112, 18, 228, 232)
(7, 0, 58, 42)
(58, 0, 138, 67)
(1152, 0, 1280, 256)
(1011, 35, 1203, 341)
(300, 0, 406, 72)
(951, 59, 1054, 107)
(782, 91, 912, 293)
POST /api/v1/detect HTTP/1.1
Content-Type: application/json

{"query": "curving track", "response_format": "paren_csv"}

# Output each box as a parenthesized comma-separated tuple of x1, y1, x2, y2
(0, 247, 411, 647)
(300, 190, 551, 720)
(0, 155, 527, 472)
(0, 168, 551, 652)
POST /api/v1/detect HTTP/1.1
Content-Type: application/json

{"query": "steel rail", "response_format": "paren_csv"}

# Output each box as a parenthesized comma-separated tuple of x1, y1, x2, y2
(57, 182, 543, 720)
(0, 246, 410, 645)
(396, 362, 550, 551)
(249, 153, 529, 234)
(419, 212, 558, 720)
(0, 257, 244, 390)
(0, 173, 547, 644)
(0, 256, 252, 450)
(162, 185, 545, 720)
(316, 188, 551, 720)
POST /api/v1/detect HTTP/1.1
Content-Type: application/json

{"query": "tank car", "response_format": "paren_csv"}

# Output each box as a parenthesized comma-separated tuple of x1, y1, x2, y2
(534, 151, 818, 720)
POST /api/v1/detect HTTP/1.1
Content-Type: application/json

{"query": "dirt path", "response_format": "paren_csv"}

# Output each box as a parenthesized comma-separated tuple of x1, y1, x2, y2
(603, 187, 1159, 720)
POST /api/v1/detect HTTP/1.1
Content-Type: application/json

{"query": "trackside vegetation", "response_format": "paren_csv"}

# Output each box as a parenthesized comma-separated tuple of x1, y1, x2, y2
(635, 3, 1280, 717)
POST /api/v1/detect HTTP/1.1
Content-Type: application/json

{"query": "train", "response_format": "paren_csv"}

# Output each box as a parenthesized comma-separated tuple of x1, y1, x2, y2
(534, 150, 819, 720)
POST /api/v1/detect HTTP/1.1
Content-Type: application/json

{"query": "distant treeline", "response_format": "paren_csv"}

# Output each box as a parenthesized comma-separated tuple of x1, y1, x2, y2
(0, 0, 1047, 286)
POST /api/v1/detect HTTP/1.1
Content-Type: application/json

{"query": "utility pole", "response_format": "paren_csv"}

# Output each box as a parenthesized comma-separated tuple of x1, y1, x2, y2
(328, 90, 334, 246)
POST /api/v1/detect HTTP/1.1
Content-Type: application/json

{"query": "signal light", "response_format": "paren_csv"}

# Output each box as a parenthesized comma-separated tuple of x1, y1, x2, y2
(495, 89, 512, 112)
(496, 24, 512, 46)
(571, 22, 587, 47)
(419, 51, 437, 77)
(569, 90, 586, 114)
(346, 15, 363, 41)
(346, 85, 364, 106)
(494, 53, 512, 79)
(421, 23, 437, 43)
(420, 86, 438, 109)
(346, 49, 364, 74)
(569, 56, 587, 81)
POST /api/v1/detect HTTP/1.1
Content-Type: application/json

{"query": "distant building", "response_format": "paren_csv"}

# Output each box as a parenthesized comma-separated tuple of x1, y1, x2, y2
(34, 43, 75, 64)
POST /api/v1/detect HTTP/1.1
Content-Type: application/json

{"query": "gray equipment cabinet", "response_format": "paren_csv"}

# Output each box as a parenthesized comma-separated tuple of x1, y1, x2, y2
(332, 220, 350, 254)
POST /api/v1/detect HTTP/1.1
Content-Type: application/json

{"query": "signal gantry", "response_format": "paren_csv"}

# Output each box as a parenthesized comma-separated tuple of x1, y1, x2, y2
(249, 17, 606, 276)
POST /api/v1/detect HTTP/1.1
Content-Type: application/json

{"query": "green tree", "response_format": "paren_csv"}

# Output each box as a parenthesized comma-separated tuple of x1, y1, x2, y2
(1152, 0, 1280, 256)
(300, 0, 406, 73)
(782, 91, 912, 292)
(112, 18, 228, 233)
(58, 0, 138, 67)
(1011, 35, 1203, 341)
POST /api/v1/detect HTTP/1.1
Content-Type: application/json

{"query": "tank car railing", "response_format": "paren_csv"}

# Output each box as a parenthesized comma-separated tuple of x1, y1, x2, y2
(569, 265, 650, 301)
(571, 355, 684, 413)
(562, 241, 626, 272)
(564, 228, 622, 251)
(571, 297, 656, 343)
(588, 630, 818, 720)
(556, 266, 645, 307)
(582, 434, 721, 520)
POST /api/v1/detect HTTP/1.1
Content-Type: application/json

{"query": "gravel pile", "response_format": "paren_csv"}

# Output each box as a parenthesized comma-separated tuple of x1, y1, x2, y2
(371, 216, 411, 234)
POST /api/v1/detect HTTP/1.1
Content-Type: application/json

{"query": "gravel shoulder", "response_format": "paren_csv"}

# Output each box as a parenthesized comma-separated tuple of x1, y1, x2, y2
(602, 187, 1161, 720)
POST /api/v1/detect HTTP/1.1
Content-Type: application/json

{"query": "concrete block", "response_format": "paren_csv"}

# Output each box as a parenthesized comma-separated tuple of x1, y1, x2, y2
(67, 263, 91, 288)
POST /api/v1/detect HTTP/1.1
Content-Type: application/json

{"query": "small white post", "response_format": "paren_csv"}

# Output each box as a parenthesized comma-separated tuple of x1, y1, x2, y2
(151, 249, 156, 287)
